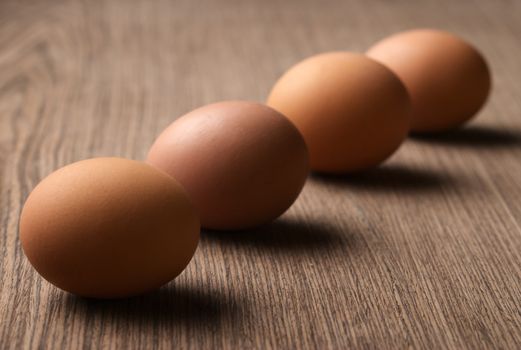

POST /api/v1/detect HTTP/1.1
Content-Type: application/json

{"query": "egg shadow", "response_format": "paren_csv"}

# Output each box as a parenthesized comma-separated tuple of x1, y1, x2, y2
(410, 125, 521, 148)
(311, 163, 455, 193)
(61, 283, 244, 330)
(202, 217, 355, 253)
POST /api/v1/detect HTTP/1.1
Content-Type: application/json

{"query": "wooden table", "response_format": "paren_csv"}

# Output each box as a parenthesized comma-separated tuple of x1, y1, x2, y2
(1, 0, 521, 348)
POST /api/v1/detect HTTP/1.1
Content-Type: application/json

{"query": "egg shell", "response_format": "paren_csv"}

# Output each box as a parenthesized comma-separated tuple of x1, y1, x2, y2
(367, 29, 491, 133)
(267, 52, 411, 173)
(19, 157, 200, 299)
(146, 101, 309, 231)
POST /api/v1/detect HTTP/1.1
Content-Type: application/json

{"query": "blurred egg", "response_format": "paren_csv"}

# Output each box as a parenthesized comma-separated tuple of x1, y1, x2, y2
(146, 101, 309, 231)
(367, 29, 491, 133)
(19, 158, 199, 299)
(267, 52, 410, 173)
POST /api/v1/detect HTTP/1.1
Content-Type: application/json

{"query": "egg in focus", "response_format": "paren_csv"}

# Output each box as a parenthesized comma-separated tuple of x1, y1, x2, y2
(146, 101, 309, 231)
(367, 29, 491, 133)
(19, 157, 200, 299)
(267, 52, 411, 173)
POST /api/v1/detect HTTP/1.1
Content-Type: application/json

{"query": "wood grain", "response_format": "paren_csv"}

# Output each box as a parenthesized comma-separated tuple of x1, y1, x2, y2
(1, 0, 521, 348)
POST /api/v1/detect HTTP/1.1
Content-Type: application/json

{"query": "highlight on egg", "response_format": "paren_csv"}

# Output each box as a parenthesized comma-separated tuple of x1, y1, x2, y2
(367, 29, 491, 133)
(146, 101, 310, 231)
(19, 157, 200, 299)
(267, 52, 411, 174)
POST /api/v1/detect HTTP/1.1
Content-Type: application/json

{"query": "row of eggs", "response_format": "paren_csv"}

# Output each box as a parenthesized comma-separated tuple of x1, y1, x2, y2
(20, 29, 491, 298)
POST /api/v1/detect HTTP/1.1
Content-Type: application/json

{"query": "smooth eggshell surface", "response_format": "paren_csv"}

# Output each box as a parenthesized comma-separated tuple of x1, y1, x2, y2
(19, 157, 200, 299)
(367, 29, 491, 133)
(267, 52, 411, 173)
(146, 101, 309, 231)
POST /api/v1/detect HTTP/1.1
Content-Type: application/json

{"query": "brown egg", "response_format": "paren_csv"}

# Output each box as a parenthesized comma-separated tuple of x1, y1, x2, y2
(146, 101, 309, 231)
(19, 158, 199, 299)
(367, 29, 491, 133)
(267, 52, 410, 173)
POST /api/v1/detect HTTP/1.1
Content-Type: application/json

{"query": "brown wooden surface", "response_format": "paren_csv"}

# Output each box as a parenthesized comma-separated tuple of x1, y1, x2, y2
(1, 0, 521, 349)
